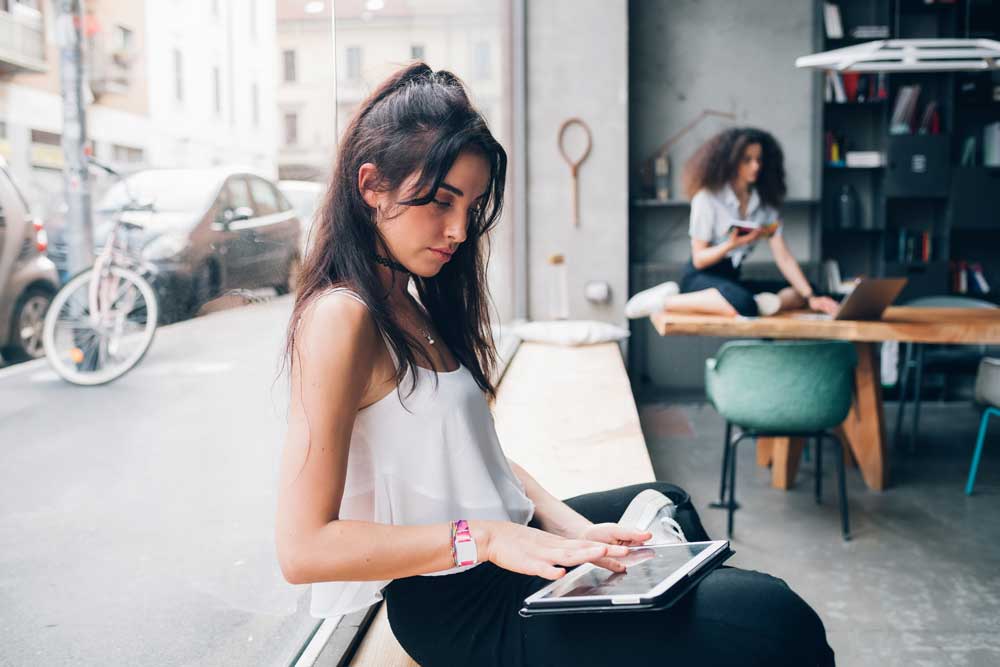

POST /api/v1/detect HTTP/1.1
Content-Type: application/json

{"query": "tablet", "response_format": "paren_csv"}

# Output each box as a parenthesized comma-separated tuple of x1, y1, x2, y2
(520, 540, 732, 617)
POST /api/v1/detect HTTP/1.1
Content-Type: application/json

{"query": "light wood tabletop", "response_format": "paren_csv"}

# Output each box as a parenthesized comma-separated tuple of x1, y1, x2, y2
(650, 307, 1000, 491)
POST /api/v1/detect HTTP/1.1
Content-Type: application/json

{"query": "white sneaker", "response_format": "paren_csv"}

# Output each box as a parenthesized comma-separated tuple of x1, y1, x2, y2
(618, 489, 687, 545)
(624, 281, 680, 319)
(753, 292, 781, 317)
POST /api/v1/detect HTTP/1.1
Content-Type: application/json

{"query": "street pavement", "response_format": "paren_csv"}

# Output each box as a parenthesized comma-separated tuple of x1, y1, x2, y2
(0, 296, 320, 666)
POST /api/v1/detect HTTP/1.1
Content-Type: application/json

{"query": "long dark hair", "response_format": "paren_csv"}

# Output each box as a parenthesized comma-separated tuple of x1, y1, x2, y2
(682, 127, 786, 208)
(284, 62, 507, 401)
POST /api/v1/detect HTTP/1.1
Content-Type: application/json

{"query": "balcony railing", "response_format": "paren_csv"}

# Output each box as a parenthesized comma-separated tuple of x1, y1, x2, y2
(87, 40, 133, 97)
(0, 7, 46, 73)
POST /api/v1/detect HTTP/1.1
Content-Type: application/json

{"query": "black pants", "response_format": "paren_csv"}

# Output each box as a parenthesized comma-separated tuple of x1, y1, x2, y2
(383, 481, 835, 667)
(680, 259, 788, 317)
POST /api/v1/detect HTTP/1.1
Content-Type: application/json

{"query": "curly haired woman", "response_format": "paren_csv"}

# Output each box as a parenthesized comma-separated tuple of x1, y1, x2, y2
(626, 127, 839, 319)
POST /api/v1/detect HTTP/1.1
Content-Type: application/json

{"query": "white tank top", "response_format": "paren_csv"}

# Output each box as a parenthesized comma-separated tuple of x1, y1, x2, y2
(307, 287, 536, 618)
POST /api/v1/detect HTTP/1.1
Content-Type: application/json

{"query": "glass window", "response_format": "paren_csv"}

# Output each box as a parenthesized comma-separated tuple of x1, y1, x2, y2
(334, 1, 516, 324)
(283, 49, 296, 82)
(226, 176, 253, 211)
(113, 25, 133, 52)
(173, 48, 183, 102)
(283, 112, 298, 145)
(251, 82, 259, 126)
(345, 46, 361, 80)
(212, 66, 222, 115)
(473, 40, 491, 80)
(249, 176, 279, 215)
(97, 170, 222, 213)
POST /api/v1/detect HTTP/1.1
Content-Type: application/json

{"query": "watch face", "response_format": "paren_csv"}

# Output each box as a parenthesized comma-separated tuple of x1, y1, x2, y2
(455, 539, 478, 565)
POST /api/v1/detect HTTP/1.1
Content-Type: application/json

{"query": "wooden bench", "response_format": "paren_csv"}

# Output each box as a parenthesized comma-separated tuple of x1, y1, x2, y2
(320, 340, 655, 667)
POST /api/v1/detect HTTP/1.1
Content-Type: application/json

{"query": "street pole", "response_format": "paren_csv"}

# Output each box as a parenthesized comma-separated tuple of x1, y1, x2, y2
(55, 0, 93, 277)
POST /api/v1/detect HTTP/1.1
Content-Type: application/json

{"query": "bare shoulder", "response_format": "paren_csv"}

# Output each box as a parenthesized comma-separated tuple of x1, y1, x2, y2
(294, 290, 379, 371)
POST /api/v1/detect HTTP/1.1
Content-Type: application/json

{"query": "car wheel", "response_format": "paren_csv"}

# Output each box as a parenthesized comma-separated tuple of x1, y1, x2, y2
(1, 286, 53, 363)
(189, 262, 219, 317)
(275, 255, 301, 296)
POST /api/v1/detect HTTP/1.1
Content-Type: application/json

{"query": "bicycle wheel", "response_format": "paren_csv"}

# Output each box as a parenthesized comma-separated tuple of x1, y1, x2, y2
(42, 265, 159, 385)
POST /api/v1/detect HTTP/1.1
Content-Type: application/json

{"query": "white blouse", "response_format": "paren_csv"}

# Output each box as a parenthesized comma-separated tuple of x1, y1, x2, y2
(308, 288, 536, 618)
(688, 184, 782, 268)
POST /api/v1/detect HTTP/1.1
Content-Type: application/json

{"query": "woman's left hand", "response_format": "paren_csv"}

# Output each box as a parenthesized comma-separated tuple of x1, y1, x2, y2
(575, 523, 653, 572)
(808, 295, 840, 315)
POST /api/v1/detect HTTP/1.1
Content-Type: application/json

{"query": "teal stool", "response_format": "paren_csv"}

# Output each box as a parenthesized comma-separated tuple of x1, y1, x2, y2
(966, 358, 1000, 495)
(705, 340, 858, 540)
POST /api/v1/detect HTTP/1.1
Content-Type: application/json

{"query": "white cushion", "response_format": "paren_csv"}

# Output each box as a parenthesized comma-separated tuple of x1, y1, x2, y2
(510, 320, 630, 346)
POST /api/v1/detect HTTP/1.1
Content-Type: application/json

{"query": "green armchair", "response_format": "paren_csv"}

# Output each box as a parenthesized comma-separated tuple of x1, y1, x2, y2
(706, 340, 858, 540)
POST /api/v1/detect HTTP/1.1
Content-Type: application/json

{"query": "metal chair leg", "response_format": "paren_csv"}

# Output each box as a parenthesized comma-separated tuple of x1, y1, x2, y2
(966, 407, 998, 496)
(910, 344, 924, 454)
(727, 437, 738, 539)
(893, 342, 913, 452)
(717, 421, 732, 505)
(723, 431, 754, 539)
(710, 424, 740, 511)
(814, 436, 823, 504)
(827, 432, 851, 541)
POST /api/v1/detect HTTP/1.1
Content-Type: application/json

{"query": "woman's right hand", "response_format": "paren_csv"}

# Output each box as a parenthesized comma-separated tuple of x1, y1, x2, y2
(727, 227, 764, 249)
(475, 520, 632, 580)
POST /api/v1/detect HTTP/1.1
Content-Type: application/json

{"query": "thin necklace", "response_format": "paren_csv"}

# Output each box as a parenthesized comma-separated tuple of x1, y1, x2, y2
(374, 253, 435, 344)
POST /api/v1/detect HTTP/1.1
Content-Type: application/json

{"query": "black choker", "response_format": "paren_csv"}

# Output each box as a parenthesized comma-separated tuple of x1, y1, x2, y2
(374, 254, 410, 274)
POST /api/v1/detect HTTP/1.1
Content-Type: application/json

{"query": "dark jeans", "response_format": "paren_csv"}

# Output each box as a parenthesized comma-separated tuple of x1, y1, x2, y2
(383, 481, 835, 667)
(680, 259, 790, 317)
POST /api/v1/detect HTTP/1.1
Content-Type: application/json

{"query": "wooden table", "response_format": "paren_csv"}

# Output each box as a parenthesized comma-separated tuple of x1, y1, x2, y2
(650, 307, 1000, 491)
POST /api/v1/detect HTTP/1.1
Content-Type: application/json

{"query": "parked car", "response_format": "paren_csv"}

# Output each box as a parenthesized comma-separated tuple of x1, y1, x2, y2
(278, 179, 323, 255)
(0, 157, 59, 362)
(92, 168, 302, 323)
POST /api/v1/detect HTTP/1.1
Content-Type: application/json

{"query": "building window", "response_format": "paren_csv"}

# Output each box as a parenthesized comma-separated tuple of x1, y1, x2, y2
(410, 44, 425, 61)
(284, 112, 298, 146)
(112, 25, 133, 53)
(251, 82, 259, 126)
(473, 41, 491, 80)
(345, 46, 361, 81)
(212, 66, 221, 115)
(283, 50, 296, 83)
(111, 144, 145, 164)
(173, 49, 183, 102)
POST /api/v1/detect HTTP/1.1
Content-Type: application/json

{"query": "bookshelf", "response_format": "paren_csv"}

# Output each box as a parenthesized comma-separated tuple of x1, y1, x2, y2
(819, 0, 1000, 304)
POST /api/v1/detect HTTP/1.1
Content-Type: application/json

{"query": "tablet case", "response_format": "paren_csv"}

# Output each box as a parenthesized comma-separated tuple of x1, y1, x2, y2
(518, 546, 734, 618)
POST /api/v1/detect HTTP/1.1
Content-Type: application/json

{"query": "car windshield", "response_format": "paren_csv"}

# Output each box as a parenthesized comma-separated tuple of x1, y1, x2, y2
(97, 171, 222, 214)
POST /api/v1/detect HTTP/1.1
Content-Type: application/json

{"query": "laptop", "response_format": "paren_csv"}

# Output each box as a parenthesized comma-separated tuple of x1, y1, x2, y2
(797, 277, 907, 321)
(519, 540, 733, 617)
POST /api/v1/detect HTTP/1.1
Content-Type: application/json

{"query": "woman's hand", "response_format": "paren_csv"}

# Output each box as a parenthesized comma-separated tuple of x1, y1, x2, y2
(577, 523, 654, 572)
(727, 227, 764, 249)
(477, 520, 633, 579)
(808, 295, 839, 315)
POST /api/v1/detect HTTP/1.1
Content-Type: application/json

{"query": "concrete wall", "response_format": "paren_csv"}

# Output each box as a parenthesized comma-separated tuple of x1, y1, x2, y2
(629, 0, 820, 391)
(525, 0, 630, 326)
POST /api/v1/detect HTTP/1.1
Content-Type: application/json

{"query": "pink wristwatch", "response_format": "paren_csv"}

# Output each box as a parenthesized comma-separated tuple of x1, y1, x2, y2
(451, 519, 478, 566)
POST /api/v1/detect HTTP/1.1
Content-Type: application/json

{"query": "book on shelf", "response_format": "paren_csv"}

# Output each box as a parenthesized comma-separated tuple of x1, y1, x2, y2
(917, 101, 941, 135)
(960, 136, 977, 166)
(985, 122, 1000, 167)
(971, 263, 991, 295)
(824, 2, 844, 39)
(826, 71, 847, 103)
(850, 25, 889, 39)
(890, 85, 922, 135)
(896, 229, 932, 264)
(845, 151, 885, 168)
(952, 261, 992, 295)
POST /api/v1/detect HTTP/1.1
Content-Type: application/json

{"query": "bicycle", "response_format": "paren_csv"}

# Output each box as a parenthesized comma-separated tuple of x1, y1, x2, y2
(42, 158, 159, 385)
